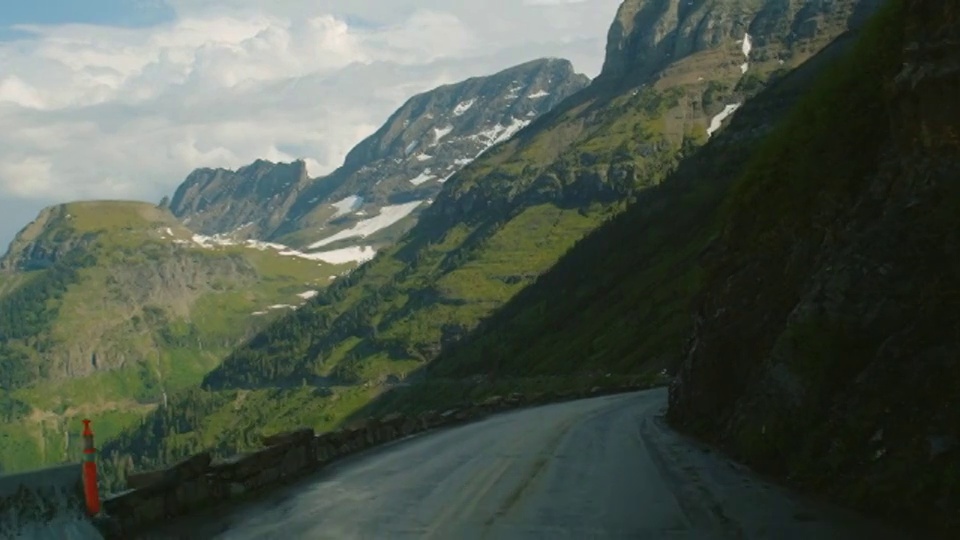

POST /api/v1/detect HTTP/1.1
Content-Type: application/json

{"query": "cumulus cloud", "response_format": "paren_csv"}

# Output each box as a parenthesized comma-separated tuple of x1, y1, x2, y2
(0, 0, 622, 247)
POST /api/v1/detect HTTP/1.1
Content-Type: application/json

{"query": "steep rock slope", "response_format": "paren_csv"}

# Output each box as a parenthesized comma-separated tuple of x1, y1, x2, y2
(0, 201, 348, 472)
(667, 0, 960, 532)
(202, 0, 877, 391)
(167, 59, 590, 257)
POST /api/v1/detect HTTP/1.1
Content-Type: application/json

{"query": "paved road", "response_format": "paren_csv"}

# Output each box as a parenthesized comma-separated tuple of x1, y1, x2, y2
(152, 388, 906, 539)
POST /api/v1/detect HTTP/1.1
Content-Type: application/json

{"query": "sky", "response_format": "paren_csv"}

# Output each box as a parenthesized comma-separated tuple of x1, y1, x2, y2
(0, 0, 623, 251)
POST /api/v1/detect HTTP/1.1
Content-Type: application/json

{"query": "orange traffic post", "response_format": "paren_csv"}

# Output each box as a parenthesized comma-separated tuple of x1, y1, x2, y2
(82, 419, 101, 516)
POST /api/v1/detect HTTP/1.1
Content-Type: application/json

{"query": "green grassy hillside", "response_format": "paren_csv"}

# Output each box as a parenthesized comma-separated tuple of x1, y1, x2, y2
(0, 201, 350, 472)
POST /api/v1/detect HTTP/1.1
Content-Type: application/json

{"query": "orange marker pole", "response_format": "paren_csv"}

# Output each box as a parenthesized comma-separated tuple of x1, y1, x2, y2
(81, 419, 101, 516)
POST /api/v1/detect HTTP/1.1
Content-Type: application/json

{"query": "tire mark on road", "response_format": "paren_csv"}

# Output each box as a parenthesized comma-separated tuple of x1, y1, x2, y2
(422, 456, 515, 539)
(481, 400, 627, 535)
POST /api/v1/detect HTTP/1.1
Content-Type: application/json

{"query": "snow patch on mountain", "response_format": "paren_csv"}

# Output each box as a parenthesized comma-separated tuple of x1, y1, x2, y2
(707, 103, 742, 137)
(188, 234, 361, 265)
(409, 169, 436, 186)
(739, 33, 753, 74)
(453, 99, 476, 116)
(308, 200, 425, 249)
(306, 245, 378, 264)
(528, 90, 550, 99)
(331, 195, 364, 218)
(432, 126, 454, 145)
(471, 117, 531, 153)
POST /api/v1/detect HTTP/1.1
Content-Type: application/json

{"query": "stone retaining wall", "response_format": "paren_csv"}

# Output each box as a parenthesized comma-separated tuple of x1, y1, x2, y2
(0, 463, 103, 539)
(95, 384, 652, 538)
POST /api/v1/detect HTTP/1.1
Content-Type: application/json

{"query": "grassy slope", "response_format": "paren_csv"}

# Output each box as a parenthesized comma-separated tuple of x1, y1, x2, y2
(0, 202, 350, 473)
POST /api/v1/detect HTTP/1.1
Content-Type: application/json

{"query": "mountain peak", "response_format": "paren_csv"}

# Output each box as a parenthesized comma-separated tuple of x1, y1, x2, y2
(338, 57, 589, 172)
(167, 159, 311, 238)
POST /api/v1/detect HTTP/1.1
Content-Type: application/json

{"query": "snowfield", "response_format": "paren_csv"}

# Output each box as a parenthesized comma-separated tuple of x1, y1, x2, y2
(308, 200, 425, 249)
(409, 169, 436, 186)
(453, 99, 476, 116)
(331, 195, 364, 218)
(305, 245, 378, 264)
(707, 103, 742, 137)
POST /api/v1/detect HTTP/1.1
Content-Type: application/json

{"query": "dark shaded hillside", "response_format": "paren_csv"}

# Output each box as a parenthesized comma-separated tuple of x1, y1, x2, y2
(424, 29, 864, 380)
(200, 0, 879, 392)
(668, 0, 960, 533)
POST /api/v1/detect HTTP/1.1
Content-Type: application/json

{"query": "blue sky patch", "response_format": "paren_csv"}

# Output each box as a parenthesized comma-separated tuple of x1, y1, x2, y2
(0, 0, 176, 40)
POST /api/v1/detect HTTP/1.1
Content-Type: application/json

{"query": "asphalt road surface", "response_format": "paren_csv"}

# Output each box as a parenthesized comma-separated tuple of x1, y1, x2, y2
(151, 388, 907, 539)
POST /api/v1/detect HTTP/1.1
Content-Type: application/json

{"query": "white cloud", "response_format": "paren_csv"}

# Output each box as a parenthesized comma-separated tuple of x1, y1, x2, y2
(0, 0, 622, 249)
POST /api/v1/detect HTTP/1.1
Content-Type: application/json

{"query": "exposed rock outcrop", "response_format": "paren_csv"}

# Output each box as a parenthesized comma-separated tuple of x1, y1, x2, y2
(167, 159, 311, 240)
(600, 0, 882, 85)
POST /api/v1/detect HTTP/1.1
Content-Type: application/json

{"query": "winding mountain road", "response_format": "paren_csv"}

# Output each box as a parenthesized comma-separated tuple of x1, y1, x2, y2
(150, 388, 905, 539)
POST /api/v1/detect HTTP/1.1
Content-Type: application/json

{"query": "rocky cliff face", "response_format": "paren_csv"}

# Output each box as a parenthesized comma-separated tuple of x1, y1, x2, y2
(668, 0, 960, 532)
(601, 0, 882, 84)
(166, 160, 310, 239)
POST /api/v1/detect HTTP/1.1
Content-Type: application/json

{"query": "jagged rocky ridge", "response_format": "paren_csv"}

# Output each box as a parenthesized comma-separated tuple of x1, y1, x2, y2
(164, 160, 311, 244)
(166, 59, 590, 257)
